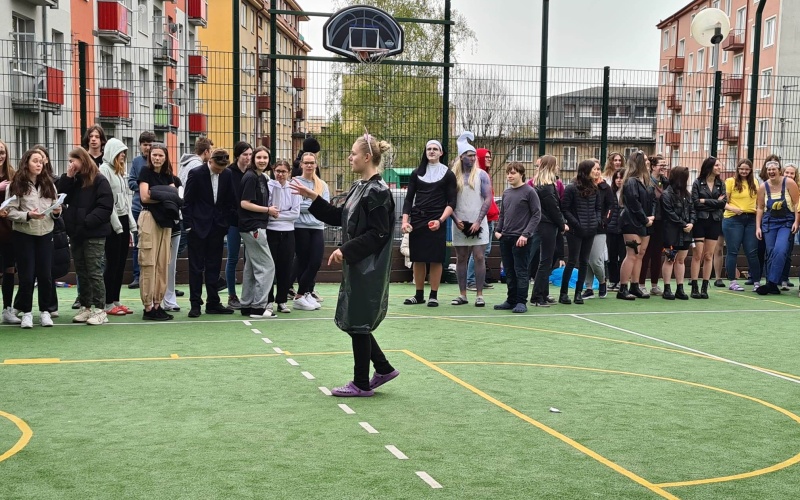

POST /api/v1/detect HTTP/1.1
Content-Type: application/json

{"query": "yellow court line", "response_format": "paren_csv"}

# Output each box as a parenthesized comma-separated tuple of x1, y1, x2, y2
(719, 289, 800, 309)
(402, 350, 679, 500)
(717, 290, 760, 301)
(285, 349, 404, 357)
(434, 360, 800, 489)
(0, 410, 33, 464)
(3, 353, 282, 366)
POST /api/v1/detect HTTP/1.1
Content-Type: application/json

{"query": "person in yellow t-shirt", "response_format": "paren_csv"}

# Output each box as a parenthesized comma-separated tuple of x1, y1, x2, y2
(722, 159, 760, 292)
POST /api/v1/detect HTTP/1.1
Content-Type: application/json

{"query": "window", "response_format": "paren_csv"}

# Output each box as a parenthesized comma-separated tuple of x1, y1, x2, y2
(250, 8, 256, 33)
(712, 0, 720, 8)
(592, 105, 602, 117)
(704, 128, 711, 152)
(687, 53, 694, 73)
(675, 113, 682, 132)
(707, 86, 714, 109)
(761, 68, 772, 98)
(663, 30, 670, 50)
(635, 106, 656, 118)
(661, 66, 668, 85)
(695, 89, 703, 112)
(733, 54, 744, 76)
(138, 67, 149, 107)
(616, 106, 630, 118)
(735, 7, 746, 29)
(764, 16, 776, 47)
(750, 24, 756, 53)
(562, 147, 577, 170)
(563, 131, 575, 139)
(51, 30, 65, 69)
(241, 91, 248, 116)
(723, 50, 728, 65)
(11, 14, 35, 74)
(683, 131, 690, 152)
(564, 104, 576, 118)
(692, 130, 700, 152)
(697, 48, 705, 71)
(53, 130, 67, 176)
(16, 127, 38, 158)
(758, 119, 769, 147)
(678, 38, 685, 57)
(671, 26, 677, 46)
(658, 135, 664, 152)
(710, 45, 718, 69)
(725, 0, 732, 16)
(138, 0, 148, 34)
(624, 147, 639, 158)
(579, 105, 592, 118)
(240, 2, 247, 27)
(509, 145, 534, 163)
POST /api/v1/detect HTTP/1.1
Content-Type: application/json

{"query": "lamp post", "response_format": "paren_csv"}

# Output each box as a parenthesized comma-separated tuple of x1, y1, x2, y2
(537, 0, 549, 157)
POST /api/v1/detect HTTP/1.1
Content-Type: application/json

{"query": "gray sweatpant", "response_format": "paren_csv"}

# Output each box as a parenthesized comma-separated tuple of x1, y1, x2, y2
(585, 233, 607, 288)
(240, 229, 276, 309)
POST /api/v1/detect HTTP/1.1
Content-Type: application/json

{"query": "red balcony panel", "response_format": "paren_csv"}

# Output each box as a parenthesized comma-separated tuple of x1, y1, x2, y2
(189, 113, 207, 134)
(292, 77, 305, 90)
(723, 30, 745, 52)
(666, 94, 682, 112)
(97, 1, 130, 43)
(99, 88, 131, 119)
(722, 77, 744, 97)
(45, 66, 64, 105)
(187, 0, 208, 27)
(665, 131, 681, 146)
(295, 108, 304, 120)
(257, 95, 271, 112)
(170, 103, 179, 129)
(668, 57, 685, 74)
(260, 135, 271, 148)
(188, 55, 208, 82)
(719, 124, 739, 142)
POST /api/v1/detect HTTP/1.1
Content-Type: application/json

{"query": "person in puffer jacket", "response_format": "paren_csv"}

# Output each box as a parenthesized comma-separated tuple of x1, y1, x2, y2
(605, 170, 625, 290)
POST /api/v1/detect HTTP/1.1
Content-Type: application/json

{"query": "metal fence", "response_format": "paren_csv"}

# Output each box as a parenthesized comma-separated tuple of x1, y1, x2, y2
(2, 40, 800, 241)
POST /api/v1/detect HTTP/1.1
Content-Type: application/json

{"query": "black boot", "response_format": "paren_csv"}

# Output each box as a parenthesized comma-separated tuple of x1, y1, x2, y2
(573, 290, 584, 304)
(616, 284, 636, 300)
(559, 292, 572, 305)
(675, 284, 689, 300)
(662, 284, 675, 300)
(700, 280, 710, 299)
(630, 283, 650, 299)
(690, 280, 701, 299)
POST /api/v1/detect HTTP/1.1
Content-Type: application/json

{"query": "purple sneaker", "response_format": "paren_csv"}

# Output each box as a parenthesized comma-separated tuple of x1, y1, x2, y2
(369, 369, 400, 390)
(330, 382, 374, 397)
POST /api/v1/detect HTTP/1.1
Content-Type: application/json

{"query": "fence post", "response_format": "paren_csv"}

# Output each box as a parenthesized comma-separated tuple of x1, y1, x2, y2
(538, 0, 550, 157)
(269, 0, 277, 156)
(601, 66, 610, 163)
(78, 41, 88, 137)
(233, 0, 241, 145)
(711, 70, 722, 158)
(441, 0, 451, 149)
(747, 0, 768, 160)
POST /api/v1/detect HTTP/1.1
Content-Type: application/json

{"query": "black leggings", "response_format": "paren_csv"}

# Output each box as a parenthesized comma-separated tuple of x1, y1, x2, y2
(0, 240, 15, 309)
(561, 232, 594, 295)
(267, 230, 295, 305)
(293, 228, 324, 295)
(606, 232, 626, 284)
(531, 222, 558, 302)
(104, 217, 130, 304)
(639, 220, 663, 285)
(349, 333, 394, 391)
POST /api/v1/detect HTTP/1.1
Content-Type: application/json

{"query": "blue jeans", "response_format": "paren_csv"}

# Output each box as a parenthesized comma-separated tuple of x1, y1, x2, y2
(131, 210, 140, 280)
(722, 214, 761, 283)
(226, 225, 242, 297)
(762, 215, 794, 285)
(499, 235, 530, 305)
(467, 221, 494, 285)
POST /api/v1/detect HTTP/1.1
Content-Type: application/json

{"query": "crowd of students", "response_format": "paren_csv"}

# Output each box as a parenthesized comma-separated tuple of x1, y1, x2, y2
(1, 126, 797, 329)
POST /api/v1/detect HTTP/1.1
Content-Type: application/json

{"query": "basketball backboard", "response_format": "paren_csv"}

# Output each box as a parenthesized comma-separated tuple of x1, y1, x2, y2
(323, 5, 404, 62)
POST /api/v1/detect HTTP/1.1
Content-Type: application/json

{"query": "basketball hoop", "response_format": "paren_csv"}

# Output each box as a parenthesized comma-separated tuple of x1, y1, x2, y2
(353, 48, 390, 66)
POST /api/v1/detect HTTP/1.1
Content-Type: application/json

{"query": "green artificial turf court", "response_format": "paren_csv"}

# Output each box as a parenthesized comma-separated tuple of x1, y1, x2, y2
(1, 282, 800, 499)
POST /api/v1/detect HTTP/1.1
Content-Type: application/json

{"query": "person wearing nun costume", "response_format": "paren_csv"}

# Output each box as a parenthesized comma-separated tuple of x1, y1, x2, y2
(450, 131, 492, 307)
(401, 140, 457, 306)
(290, 132, 398, 397)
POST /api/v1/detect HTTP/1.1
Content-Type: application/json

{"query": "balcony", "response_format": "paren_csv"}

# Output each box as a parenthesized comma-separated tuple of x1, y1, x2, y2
(260, 135, 271, 148)
(292, 77, 306, 90)
(187, 0, 208, 28)
(188, 54, 208, 82)
(665, 131, 681, 146)
(723, 29, 745, 52)
(98, 87, 132, 125)
(189, 113, 207, 135)
(153, 33, 178, 67)
(722, 76, 744, 97)
(718, 123, 739, 142)
(668, 56, 685, 74)
(666, 93, 682, 112)
(154, 103, 179, 132)
(295, 108, 305, 120)
(10, 62, 64, 113)
(257, 94, 271, 113)
(258, 55, 271, 74)
(97, 0, 131, 45)
(26, 0, 58, 6)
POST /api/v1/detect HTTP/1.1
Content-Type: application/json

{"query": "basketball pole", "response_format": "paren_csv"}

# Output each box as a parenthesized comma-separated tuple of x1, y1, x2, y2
(442, 0, 452, 151)
(270, 0, 278, 158)
(746, 0, 767, 161)
(537, 0, 550, 158)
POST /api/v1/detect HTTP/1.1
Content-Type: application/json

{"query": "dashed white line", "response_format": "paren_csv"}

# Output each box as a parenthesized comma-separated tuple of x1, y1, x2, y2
(286, 358, 299, 366)
(338, 404, 355, 415)
(261, 337, 272, 344)
(385, 445, 408, 460)
(359, 422, 379, 434)
(251, 328, 261, 334)
(301, 371, 315, 380)
(242, 320, 252, 326)
(273, 347, 284, 354)
(415, 471, 443, 489)
(318, 387, 332, 396)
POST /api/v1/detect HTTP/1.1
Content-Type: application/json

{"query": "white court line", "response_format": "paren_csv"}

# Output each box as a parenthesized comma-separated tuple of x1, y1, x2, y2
(261, 337, 272, 344)
(273, 347, 284, 354)
(572, 315, 800, 385)
(385, 445, 408, 460)
(242, 320, 252, 326)
(416, 471, 443, 489)
(251, 328, 261, 334)
(286, 358, 299, 366)
(319, 387, 332, 396)
(301, 371, 315, 380)
(359, 422, 379, 434)
(338, 403, 355, 414)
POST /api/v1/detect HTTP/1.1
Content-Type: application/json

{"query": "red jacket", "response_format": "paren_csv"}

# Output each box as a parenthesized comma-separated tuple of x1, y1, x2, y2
(477, 148, 500, 222)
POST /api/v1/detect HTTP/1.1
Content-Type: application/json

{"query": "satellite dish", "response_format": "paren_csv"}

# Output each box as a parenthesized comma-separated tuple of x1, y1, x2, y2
(171, 87, 186, 106)
(691, 8, 730, 47)
(137, 4, 146, 16)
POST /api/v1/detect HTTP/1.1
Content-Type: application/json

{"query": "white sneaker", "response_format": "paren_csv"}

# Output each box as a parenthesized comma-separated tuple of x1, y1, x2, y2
(2, 307, 21, 324)
(310, 291, 324, 302)
(73, 306, 92, 323)
(20, 312, 33, 329)
(304, 293, 321, 310)
(277, 303, 291, 313)
(250, 309, 276, 319)
(293, 295, 316, 311)
(266, 302, 274, 312)
(50, 310, 59, 318)
(39, 311, 53, 327)
(86, 308, 106, 326)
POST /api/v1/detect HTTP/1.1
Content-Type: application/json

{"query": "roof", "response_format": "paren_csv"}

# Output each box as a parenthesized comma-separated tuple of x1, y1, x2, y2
(656, 0, 702, 29)
(548, 86, 659, 101)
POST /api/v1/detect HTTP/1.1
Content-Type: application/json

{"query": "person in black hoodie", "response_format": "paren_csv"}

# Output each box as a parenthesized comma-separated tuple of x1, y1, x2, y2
(605, 170, 625, 291)
(690, 157, 727, 298)
(529, 155, 566, 307)
(583, 158, 615, 299)
(559, 159, 601, 305)
(80, 124, 107, 167)
(57, 147, 114, 325)
(661, 166, 695, 300)
(617, 151, 655, 300)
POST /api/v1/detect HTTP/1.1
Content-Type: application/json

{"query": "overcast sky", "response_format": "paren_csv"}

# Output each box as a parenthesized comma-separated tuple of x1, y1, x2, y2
(298, 0, 692, 69)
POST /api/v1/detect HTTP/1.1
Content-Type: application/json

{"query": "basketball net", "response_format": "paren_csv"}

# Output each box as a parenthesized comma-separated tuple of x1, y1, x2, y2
(354, 48, 390, 66)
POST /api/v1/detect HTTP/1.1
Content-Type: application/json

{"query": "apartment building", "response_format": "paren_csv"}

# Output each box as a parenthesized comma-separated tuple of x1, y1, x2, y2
(201, 0, 310, 160)
(656, 0, 800, 172)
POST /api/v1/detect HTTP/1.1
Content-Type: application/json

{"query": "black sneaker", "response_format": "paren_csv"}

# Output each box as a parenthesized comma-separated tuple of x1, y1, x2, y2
(128, 278, 140, 289)
(493, 301, 514, 310)
(714, 279, 725, 288)
(581, 289, 594, 299)
(188, 306, 201, 318)
(240, 307, 252, 316)
(558, 293, 572, 305)
(143, 308, 169, 321)
(206, 303, 234, 315)
(598, 283, 608, 298)
(175, 289, 185, 297)
(534, 300, 550, 308)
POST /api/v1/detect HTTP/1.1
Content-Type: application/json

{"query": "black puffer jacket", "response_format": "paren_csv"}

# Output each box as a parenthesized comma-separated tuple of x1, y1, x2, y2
(692, 176, 727, 221)
(56, 173, 114, 241)
(607, 190, 623, 234)
(51, 217, 71, 280)
(561, 182, 600, 238)
(661, 186, 696, 248)
(534, 183, 566, 232)
(596, 180, 615, 234)
(620, 178, 651, 232)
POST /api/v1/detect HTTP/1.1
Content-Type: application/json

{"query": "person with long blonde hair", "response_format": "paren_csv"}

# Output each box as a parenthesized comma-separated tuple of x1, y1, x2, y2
(616, 151, 654, 300)
(292, 151, 330, 306)
(529, 155, 567, 307)
(0, 139, 18, 324)
(602, 151, 624, 183)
